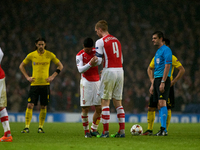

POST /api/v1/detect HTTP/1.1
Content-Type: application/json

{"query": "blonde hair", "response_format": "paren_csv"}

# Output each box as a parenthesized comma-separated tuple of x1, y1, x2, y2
(95, 20, 108, 32)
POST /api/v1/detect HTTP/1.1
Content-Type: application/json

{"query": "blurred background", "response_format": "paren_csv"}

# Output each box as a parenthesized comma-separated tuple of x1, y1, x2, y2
(0, 0, 200, 114)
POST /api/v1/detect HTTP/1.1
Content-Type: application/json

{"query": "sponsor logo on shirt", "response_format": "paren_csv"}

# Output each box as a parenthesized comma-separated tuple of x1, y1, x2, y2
(33, 62, 49, 65)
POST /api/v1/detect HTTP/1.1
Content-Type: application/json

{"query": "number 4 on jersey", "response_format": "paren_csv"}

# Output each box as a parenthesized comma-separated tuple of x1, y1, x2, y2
(112, 42, 119, 58)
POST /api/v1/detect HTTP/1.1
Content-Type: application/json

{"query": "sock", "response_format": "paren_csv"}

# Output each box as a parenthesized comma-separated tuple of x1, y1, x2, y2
(116, 106, 125, 134)
(91, 117, 101, 132)
(25, 108, 33, 128)
(0, 108, 11, 137)
(147, 111, 155, 130)
(39, 108, 47, 128)
(166, 109, 171, 131)
(160, 106, 168, 129)
(101, 106, 110, 134)
(81, 113, 89, 134)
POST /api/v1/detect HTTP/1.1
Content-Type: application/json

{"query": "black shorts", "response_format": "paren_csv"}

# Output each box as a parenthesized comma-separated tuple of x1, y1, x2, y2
(153, 77, 171, 104)
(167, 85, 174, 109)
(28, 85, 50, 106)
(149, 85, 174, 109)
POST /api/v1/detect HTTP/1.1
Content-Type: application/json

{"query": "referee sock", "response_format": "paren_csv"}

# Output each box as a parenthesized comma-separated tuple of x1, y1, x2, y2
(39, 108, 47, 129)
(160, 106, 168, 129)
(25, 108, 33, 128)
(147, 111, 155, 131)
(166, 109, 171, 131)
(0, 108, 11, 137)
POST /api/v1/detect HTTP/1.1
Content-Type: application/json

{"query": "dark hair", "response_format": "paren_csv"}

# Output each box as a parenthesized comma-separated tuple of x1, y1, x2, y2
(35, 37, 46, 44)
(163, 38, 170, 46)
(152, 31, 164, 39)
(83, 37, 93, 48)
(35, 37, 46, 50)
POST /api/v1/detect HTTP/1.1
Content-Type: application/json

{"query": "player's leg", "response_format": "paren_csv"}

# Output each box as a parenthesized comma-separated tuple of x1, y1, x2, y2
(0, 107, 12, 142)
(90, 80, 101, 136)
(80, 78, 94, 138)
(0, 78, 12, 142)
(96, 70, 114, 138)
(81, 106, 92, 138)
(38, 85, 50, 133)
(90, 105, 101, 136)
(143, 94, 157, 135)
(99, 99, 110, 137)
(143, 107, 156, 135)
(110, 70, 125, 138)
(111, 98, 125, 138)
(166, 86, 174, 131)
(22, 86, 38, 133)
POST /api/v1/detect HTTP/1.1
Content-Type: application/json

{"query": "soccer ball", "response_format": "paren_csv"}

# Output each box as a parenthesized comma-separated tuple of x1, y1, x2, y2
(130, 124, 143, 135)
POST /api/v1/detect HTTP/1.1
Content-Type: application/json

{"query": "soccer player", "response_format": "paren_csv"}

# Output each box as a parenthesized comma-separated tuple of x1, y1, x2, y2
(94, 20, 125, 138)
(76, 37, 102, 138)
(148, 31, 172, 136)
(0, 48, 12, 142)
(19, 38, 63, 133)
(143, 38, 185, 136)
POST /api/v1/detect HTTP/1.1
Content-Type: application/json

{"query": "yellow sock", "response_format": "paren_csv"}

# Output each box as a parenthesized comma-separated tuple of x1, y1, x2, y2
(95, 117, 101, 125)
(166, 109, 171, 131)
(147, 111, 155, 130)
(25, 108, 33, 128)
(39, 108, 47, 128)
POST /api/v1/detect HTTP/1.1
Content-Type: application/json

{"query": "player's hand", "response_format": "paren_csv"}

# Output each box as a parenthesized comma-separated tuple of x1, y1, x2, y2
(27, 77, 35, 83)
(89, 56, 98, 67)
(149, 84, 154, 95)
(170, 80, 175, 87)
(159, 83, 165, 93)
(46, 76, 54, 83)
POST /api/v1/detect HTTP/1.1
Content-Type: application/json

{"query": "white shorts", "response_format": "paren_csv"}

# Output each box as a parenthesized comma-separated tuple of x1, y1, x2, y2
(98, 68, 124, 100)
(80, 77, 101, 107)
(0, 78, 7, 107)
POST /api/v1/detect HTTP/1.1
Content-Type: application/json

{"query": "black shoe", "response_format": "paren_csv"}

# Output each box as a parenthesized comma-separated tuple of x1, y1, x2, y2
(21, 128, 29, 133)
(154, 127, 167, 136)
(142, 130, 153, 136)
(90, 130, 100, 137)
(38, 128, 45, 133)
(85, 132, 92, 138)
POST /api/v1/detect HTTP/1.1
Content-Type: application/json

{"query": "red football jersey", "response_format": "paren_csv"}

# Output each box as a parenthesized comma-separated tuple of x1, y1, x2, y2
(76, 48, 99, 81)
(96, 34, 123, 68)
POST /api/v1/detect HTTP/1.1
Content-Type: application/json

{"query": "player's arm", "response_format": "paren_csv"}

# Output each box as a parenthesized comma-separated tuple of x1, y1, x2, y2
(47, 61, 63, 83)
(147, 57, 155, 94)
(19, 61, 35, 83)
(171, 65, 185, 86)
(95, 39, 103, 65)
(76, 55, 97, 73)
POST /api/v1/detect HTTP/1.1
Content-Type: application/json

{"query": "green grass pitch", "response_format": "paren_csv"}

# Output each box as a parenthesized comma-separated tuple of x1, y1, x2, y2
(1, 122, 200, 150)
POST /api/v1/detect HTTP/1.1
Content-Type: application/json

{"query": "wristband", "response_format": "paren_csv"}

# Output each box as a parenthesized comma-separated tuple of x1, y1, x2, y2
(161, 80, 165, 83)
(56, 69, 61, 74)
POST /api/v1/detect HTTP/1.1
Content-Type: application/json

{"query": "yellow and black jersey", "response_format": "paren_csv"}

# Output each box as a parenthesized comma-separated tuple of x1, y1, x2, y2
(23, 49, 60, 86)
(149, 55, 182, 81)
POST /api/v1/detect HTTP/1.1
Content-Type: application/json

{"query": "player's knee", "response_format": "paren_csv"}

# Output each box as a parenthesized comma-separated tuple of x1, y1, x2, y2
(27, 103, 34, 109)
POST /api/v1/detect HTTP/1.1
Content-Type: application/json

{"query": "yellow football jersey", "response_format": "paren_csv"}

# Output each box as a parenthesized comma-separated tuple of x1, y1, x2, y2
(149, 55, 182, 81)
(23, 50, 60, 86)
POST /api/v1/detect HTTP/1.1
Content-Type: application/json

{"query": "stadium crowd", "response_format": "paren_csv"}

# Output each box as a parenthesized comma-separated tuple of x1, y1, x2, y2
(0, 0, 200, 113)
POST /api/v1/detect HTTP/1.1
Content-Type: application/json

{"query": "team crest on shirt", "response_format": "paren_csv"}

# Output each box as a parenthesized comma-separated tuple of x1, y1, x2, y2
(156, 58, 160, 64)
(33, 62, 36, 65)
(96, 47, 98, 49)
(83, 100, 86, 104)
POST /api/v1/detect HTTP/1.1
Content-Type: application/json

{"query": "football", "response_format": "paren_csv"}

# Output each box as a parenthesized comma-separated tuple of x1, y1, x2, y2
(130, 124, 143, 135)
